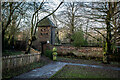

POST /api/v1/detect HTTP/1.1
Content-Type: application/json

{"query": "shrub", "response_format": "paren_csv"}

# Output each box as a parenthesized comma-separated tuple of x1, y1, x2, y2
(45, 50, 53, 59)
(71, 30, 85, 47)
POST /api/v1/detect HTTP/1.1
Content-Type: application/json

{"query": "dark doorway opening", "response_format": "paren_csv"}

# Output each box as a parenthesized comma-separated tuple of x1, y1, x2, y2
(41, 41, 47, 56)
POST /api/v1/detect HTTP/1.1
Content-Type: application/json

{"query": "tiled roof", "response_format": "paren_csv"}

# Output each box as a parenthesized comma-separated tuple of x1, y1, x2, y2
(38, 18, 56, 28)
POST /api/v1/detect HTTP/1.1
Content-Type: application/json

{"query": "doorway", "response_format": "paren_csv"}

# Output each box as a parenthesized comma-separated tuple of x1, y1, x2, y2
(41, 41, 47, 56)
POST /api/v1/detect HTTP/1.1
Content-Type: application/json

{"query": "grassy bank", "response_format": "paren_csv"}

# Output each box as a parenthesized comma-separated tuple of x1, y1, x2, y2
(2, 57, 51, 79)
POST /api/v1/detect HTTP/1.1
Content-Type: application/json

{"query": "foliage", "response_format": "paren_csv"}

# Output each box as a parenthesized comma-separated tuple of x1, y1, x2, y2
(4, 37, 10, 50)
(45, 50, 53, 59)
(84, 39, 88, 46)
(71, 30, 85, 47)
(2, 2, 31, 51)
(2, 50, 24, 56)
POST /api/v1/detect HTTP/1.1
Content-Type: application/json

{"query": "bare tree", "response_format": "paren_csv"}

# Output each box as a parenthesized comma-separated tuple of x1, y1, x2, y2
(55, 2, 119, 63)
(2, 2, 32, 50)
(25, 0, 64, 54)
(76, 2, 120, 63)
(2, 2, 24, 51)
(55, 2, 84, 43)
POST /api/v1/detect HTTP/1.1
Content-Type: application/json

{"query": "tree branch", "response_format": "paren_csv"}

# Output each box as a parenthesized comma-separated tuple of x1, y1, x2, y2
(2, 2, 22, 33)
(81, 30, 101, 42)
(34, 1, 64, 35)
(91, 27, 106, 39)
(31, 0, 44, 37)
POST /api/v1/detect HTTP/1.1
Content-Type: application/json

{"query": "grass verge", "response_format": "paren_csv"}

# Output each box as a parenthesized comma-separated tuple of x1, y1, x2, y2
(50, 65, 120, 78)
(2, 60, 49, 79)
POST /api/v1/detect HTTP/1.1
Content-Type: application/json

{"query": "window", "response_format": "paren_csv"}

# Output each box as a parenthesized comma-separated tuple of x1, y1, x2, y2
(41, 33, 43, 35)
(46, 33, 48, 35)
(41, 29, 43, 31)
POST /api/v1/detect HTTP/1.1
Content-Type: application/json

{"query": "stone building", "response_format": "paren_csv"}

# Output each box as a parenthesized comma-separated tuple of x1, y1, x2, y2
(57, 27, 71, 43)
(32, 18, 56, 54)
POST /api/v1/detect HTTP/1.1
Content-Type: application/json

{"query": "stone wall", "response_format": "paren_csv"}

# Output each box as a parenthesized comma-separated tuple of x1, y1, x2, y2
(2, 49, 41, 70)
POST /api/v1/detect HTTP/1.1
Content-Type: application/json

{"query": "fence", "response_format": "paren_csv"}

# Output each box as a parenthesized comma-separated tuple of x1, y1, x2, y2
(2, 53, 41, 70)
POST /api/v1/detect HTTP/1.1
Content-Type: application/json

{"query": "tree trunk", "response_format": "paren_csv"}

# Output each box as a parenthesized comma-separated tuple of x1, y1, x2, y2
(103, 17, 112, 64)
(2, 30, 5, 52)
(25, 39, 32, 54)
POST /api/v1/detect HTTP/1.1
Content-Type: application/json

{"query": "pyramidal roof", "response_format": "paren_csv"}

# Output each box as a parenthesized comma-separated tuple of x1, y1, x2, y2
(38, 18, 56, 28)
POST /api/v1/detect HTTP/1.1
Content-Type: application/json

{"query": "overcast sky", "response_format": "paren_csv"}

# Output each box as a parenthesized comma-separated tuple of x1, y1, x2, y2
(4, 0, 117, 30)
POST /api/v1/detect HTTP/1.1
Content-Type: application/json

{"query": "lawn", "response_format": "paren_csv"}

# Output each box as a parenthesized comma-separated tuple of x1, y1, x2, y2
(51, 65, 120, 78)
(57, 56, 120, 67)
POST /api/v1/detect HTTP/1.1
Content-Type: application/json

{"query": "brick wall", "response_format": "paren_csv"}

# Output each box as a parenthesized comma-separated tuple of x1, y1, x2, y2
(50, 45, 103, 58)
(38, 27, 51, 42)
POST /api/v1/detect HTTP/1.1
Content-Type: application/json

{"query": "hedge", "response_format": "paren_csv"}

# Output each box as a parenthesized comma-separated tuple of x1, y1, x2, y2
(45, 50, 53, 59)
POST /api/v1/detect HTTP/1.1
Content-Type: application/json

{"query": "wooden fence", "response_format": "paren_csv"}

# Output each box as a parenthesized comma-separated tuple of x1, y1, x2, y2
(2, 53, 41, 70)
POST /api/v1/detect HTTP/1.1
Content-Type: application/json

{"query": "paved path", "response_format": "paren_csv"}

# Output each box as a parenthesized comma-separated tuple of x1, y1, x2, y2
(12, 62, 66, 80)
(12, 62, 120, 80)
